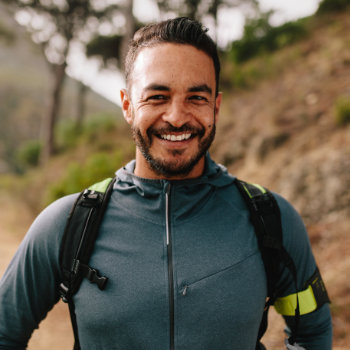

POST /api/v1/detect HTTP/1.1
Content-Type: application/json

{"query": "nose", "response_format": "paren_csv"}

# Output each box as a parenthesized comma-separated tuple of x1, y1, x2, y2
(162, 98, 192, 128)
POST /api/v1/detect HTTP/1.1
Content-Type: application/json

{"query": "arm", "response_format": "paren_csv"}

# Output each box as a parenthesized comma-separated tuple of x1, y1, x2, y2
(274, 194, 332, 350)
(0, 194, 77, 348)
(284, 304, 332, 350)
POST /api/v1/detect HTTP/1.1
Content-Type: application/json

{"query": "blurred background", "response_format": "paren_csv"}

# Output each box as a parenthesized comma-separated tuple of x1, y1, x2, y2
(0, 0, 349, 349)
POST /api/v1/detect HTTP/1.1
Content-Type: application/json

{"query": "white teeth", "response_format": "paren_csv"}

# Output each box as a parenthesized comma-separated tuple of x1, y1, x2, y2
(161, 133, 191, 141)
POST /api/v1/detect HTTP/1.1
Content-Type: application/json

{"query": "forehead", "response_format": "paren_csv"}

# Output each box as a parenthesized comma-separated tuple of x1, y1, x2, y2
(130, 43, 216, 93)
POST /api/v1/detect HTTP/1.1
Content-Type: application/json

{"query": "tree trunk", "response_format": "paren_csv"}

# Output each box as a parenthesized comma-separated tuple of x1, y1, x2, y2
(75, 81, 87, 134)
(119, 0, 135, 72)
(41, 62, 66, 164)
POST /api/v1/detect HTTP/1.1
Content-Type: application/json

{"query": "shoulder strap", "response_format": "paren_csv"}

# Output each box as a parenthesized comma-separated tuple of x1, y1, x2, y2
(234, 179, 300, 348)
(59, 176, 116, 350)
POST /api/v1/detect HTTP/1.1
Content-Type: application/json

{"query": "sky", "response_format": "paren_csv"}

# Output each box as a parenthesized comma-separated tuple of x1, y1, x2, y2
(66, 0, 322, 107)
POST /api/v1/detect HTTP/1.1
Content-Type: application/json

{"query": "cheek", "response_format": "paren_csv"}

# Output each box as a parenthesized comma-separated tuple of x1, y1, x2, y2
(132, 112, 154, 131)
(134, 105, 164, 126)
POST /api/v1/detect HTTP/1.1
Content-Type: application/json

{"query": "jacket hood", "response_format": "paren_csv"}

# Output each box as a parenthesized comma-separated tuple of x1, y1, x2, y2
(115, 153, 235, 198)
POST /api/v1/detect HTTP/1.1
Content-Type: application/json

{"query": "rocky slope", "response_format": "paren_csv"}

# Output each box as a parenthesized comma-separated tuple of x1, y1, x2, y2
(214, 12, 350, 225)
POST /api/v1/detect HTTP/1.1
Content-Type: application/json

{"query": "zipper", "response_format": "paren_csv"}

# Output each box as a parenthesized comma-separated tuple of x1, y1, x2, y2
(165, 183, 175, 350)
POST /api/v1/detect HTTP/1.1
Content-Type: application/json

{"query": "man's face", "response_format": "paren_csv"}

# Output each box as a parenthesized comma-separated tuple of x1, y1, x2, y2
(121, 43, 221, 180)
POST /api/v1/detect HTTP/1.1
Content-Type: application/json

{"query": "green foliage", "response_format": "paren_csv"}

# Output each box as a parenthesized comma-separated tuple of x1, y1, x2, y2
(229, 64, 260, 89)
(85, 19, 145, 69)
(46, 151, 123, 203)
(55, 114, 117, 151)
(317, 0, 350, 14)
(229, 13, 307, 63)
(15, 140, 42, 170)
(55, 119, 80, 150)
(334, 97, 350, 126)
(82, 114, 117, 141)
(222, 51, 294, 90)
(86, 35, 123, 67)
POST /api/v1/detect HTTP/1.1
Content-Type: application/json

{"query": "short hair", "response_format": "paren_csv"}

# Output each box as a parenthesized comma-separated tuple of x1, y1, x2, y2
(124, 17, 220, 96)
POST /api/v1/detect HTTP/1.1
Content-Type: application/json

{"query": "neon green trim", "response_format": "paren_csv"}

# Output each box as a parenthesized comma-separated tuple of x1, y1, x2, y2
(274, 285, 317, 316)
(88, 178, 113, 193)
(242, 183, 267, 198)
(252, 183, 267, 194)
(242, 184, 253, 198)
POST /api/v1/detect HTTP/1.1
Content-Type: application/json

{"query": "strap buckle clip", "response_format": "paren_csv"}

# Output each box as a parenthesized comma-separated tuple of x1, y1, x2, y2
(72, 259, 108, 291)
(59, 282, 70, 303)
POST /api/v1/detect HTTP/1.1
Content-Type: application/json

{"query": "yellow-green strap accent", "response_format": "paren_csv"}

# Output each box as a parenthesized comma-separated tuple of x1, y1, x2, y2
(252, 183, 267, 195)
(274, 285, 317, 316)
(88, 178, 114, 193)
(242, 183, 267, 198)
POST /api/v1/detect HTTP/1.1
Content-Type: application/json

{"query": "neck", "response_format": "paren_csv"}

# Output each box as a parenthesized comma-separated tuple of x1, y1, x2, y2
(134, 150, 206, 180)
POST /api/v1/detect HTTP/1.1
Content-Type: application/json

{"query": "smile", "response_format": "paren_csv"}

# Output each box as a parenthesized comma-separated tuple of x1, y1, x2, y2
(160, 133, 192, 141)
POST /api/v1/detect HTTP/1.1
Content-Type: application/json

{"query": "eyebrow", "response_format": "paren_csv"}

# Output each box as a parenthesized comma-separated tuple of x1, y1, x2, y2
(142, 83, 212, 95)
(187, 84, 212, 94)
(143, 83, 170, 92)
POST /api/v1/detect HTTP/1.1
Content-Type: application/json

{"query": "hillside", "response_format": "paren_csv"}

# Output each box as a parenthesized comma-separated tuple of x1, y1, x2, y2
(0, 6, 121, 173)
(212, 12, 350, 348)
(213, 12, 350, 226)
(0, 9, 350, 350)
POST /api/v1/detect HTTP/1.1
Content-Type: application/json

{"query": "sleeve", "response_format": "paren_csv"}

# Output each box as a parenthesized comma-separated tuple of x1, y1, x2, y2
(0, 194, 78, 349)
(273, 193, 332, 350)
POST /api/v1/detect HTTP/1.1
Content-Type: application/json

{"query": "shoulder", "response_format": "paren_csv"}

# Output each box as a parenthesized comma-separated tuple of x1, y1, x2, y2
(272, 192, 312, 251)
(28, 193, 79, 242)
(17, 193, 80, 269)
(270, 191, 317, 293)
(226, 180, 317, 289)
(0, 193, 80, 345)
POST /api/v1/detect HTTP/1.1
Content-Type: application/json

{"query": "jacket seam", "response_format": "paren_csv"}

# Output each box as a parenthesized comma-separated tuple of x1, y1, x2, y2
(184, 250, 261, 288)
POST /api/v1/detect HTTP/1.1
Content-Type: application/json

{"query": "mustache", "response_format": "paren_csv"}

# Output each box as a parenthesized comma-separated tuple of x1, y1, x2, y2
(148, 123, 205, 138)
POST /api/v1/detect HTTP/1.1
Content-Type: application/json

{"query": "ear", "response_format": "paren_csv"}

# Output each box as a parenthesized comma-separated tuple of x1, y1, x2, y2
(120, 89, 133, 124)
(214, 92, 222, 123)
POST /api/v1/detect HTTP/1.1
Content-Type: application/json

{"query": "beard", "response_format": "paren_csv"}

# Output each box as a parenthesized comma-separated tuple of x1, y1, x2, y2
(132, 121, 216, 178)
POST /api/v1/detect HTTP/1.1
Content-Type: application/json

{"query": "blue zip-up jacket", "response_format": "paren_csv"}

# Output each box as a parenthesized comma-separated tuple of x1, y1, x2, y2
(0, 155, 332, 349)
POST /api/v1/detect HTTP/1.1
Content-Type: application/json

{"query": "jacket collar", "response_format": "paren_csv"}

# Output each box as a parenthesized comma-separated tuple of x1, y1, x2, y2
(115, 153, 235, 197)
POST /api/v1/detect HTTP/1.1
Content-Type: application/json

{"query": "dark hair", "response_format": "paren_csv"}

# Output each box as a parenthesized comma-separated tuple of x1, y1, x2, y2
(124, 17, 220, 96)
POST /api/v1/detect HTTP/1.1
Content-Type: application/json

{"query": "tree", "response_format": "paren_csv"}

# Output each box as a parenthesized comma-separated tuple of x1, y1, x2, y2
(119, 0, 136, 71)
(152, 0, 258, 44)
(86, 34, 123, 69)
(75, 81, 87, 134)
(0, 17, 16, 44)
(86, 0, 141, 73)
(154, 0, 258, 25)
(1, 0, 120, 163)
(317, 0, 350, 14)
(207, 0, 258, 39)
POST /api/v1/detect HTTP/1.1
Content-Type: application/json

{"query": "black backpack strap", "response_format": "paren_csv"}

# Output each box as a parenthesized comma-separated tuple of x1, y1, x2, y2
(235, 179, 300, 348)
(59, 176, 116, 350)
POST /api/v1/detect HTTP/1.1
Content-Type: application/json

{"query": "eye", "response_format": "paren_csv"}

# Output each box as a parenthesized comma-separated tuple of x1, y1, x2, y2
(148, 94, 168, 101)
(188, 95, 209, 103)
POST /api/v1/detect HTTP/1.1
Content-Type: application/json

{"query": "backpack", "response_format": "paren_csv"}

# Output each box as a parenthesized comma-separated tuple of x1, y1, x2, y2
(59, 176, 329, 350)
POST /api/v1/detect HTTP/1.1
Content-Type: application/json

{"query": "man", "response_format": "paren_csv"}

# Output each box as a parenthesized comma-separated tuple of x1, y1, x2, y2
(0, 17, 332, 350)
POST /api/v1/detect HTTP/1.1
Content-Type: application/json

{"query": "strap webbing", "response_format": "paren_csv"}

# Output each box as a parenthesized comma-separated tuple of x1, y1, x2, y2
(235, 179, 300, 347)
(60, 176, 116, 350)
